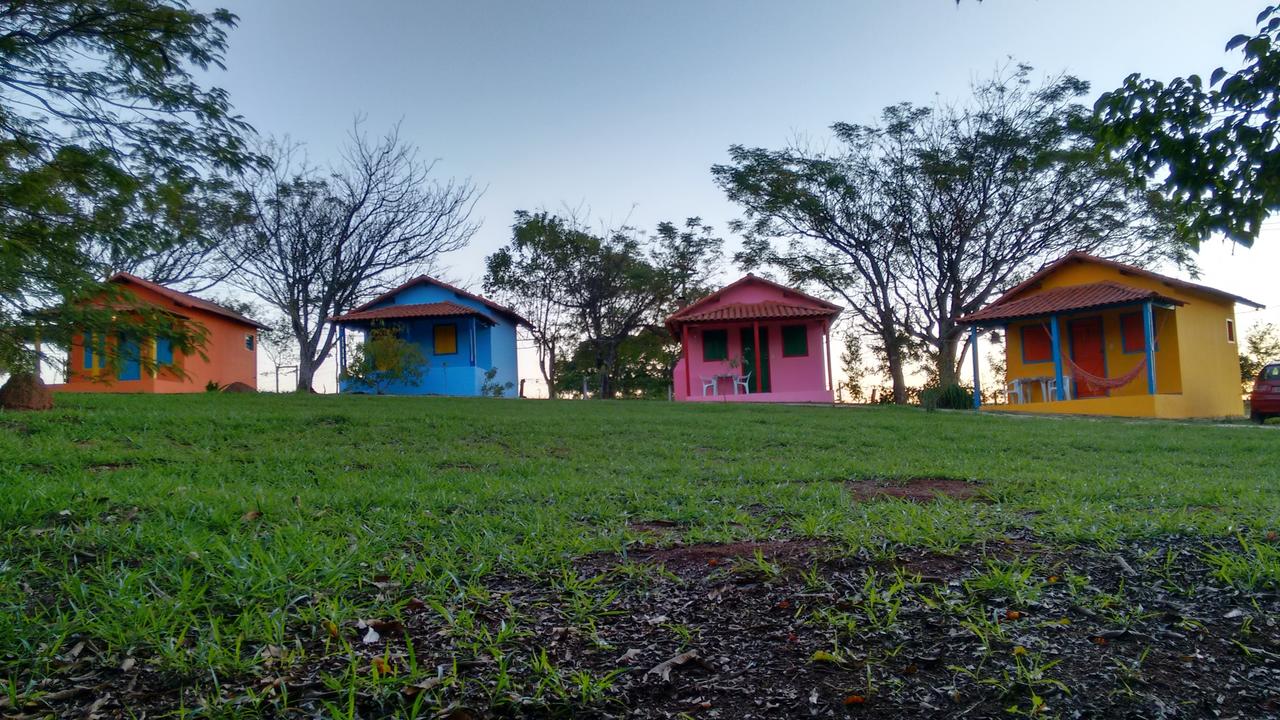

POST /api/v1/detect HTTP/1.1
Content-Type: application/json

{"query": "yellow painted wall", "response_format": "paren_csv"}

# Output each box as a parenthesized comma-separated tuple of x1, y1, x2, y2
(997, 258, 1243, 418)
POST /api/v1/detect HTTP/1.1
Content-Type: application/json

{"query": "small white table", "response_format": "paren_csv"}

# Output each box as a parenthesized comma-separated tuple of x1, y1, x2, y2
(708, 372, 745, 395)
(1011, 376, 1055, 403)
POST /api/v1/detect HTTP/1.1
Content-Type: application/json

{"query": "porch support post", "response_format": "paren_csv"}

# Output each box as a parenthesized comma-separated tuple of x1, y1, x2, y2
(1142, 300, 1157, 395)
(1050, 314, 1065, 401)
(824, 321, 834, 396)
(970, 324, 981, 410)
(682, 324, 692, 398)
(338, 326, 347, 392)
(469, 317, 477, 367)
(753, 321, 763, 393)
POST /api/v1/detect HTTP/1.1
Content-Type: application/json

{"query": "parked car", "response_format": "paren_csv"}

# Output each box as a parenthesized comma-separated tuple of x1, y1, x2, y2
(1251, 363, 1280, 423)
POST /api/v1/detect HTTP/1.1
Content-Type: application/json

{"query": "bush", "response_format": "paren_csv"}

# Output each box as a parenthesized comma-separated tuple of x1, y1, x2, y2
(919, 383, 974, 411)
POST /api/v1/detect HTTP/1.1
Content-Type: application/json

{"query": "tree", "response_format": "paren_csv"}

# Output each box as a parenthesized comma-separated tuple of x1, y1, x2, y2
(887, 67, 1186, 385)
(339, 326, 425, 394)
(1095, 6, 1280, 246)
(227, 126, 479, 391)
(1240, 322, 1280, 390)
(714, 123, 926, 404)
(716, 67, 1187, 395)
(484, 212, 579, 397)
(0, 1, 256, 380)
(487, 211, 721, 400)
(837, 329, 867, 403)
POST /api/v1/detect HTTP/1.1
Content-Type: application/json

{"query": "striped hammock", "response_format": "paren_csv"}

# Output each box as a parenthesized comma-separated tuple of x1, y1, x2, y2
(1064, 355, 1148, 391)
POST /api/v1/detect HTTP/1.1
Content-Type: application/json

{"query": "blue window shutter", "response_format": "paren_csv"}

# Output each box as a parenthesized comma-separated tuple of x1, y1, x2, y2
(156, 337, 173, 365)
(83, 334, 93, 369)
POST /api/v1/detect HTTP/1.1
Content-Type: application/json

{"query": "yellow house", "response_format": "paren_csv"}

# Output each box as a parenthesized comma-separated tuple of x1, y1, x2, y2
(959, 251, 1264, 419)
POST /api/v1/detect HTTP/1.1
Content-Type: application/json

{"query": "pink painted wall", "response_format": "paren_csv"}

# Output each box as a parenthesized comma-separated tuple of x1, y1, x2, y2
(672, 280, 833, 402)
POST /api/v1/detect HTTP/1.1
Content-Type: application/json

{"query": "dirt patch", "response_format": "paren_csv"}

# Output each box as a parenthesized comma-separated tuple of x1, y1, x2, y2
(626, 519, 683, 537)
(19, 537, 1280, 719)
(848, 476, 986, 502)
(618, 538, 829, 577)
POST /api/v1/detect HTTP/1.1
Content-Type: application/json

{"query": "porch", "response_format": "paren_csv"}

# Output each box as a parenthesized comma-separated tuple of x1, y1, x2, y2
(961, 284, 1185, 415)
(331, 302, 496, 396)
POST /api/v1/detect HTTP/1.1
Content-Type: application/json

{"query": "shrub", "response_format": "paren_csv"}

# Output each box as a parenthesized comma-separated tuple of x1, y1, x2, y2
(340, 327, 426, 394)
(920, 383, 974, 411)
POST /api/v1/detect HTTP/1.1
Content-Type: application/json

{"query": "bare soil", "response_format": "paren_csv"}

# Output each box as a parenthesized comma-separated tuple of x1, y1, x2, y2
(847, 477, 986, 502)
(17, 536, 1280, 719)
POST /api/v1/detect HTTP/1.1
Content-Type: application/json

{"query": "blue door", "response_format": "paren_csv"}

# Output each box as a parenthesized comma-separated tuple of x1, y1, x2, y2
(118, 334, 141, 381)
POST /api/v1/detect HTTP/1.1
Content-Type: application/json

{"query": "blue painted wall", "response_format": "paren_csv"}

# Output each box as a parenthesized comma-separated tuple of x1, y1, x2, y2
(338, 281, 521, 397)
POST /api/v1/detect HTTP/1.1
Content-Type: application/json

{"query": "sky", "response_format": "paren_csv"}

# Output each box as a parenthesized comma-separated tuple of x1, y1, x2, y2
(185, 0, 1278, 393)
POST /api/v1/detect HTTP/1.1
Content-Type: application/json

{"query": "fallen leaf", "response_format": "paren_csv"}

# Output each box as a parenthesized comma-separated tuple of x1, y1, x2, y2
(844, 694, 866, 705)
(1004, 610, 1024, 621)
(617, 648, 642, 664)
(811, 650, 845, 664)
(1012, 646, 1027, 656)
(401, 677, 443, 697)
(368, 619, 404, 634)
(241, 510, 262, 522)
(405, 597, 426, 612)
(646, 649, 699, 682)
(324, 621, 339, 639)
(120, 657, 135, 671)
(363, 627, 381, 644)
(370, 657, 392, 675)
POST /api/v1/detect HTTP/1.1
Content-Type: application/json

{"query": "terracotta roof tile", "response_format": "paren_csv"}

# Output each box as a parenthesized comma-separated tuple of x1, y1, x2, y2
(959, 281, 1183, 324)
(109, 273, 267, 329)
(330, 301, 495, 324)
(992, 251, 1263, 309)
(677, 301, 840, 324)
(350, 276, 530, 326)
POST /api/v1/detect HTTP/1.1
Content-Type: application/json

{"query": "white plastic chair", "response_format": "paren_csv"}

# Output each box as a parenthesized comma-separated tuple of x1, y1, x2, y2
(700, 376, 717, 396)
(1046, 378, 1072, 401)
(734, 371, 753, 395)
(1006, 380, 1025, 405)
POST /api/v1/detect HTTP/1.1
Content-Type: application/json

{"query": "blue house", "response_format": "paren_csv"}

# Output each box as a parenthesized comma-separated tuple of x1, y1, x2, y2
(330, 276, 527, 396)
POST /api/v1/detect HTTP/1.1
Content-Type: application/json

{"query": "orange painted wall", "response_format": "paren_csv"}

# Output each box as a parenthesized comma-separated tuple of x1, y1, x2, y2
(55, 282, 258, 393)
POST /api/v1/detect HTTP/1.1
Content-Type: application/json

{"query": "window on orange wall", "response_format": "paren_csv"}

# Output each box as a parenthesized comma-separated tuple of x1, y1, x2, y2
(1226, 318, 1236, 343)
(1020, 325, 1052, 363)
(1120, 313, 1157, 354)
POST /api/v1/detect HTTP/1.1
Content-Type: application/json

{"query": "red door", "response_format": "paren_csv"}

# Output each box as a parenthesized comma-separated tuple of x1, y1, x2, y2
(1068, 317, 1107, 398)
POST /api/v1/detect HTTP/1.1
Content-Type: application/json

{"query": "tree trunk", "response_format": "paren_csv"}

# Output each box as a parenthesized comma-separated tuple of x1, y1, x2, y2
(886, 351, 909, 405)
(936, 333, 962, 387)
(296, 356, 317, 392)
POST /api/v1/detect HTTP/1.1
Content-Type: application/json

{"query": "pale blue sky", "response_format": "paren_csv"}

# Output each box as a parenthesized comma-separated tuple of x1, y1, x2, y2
(190, 0, 1276, 391)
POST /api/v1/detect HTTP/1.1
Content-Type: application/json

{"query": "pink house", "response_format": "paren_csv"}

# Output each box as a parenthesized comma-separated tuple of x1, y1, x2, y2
(668, 275, 841, 403)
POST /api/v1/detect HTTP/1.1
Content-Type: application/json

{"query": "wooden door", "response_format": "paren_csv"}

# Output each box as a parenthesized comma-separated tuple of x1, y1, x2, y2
(1068, 317, 1107, 398)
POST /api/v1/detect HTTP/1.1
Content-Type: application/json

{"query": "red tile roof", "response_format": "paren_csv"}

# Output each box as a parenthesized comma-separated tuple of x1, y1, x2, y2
(109, 273, 268, 329)
(349, 276, 530, 326)
(959, 281, 1183, 324)
(991, 251, 1263, 309)
(329, 301, 495, 324)
(676, 301, 840, 324)
(666, 274, 842, 332)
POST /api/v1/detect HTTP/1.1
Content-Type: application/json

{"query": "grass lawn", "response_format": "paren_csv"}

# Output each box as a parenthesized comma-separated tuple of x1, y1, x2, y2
(2, 394, 1278, 718)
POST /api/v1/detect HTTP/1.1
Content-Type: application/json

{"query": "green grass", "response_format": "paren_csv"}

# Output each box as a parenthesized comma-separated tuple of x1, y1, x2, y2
(1, 393, 1277, 715)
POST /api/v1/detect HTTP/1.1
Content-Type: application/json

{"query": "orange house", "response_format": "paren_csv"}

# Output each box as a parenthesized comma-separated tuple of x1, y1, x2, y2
(52, 273, 266, 393)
